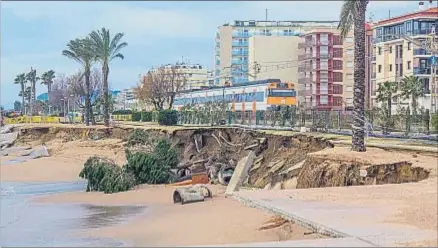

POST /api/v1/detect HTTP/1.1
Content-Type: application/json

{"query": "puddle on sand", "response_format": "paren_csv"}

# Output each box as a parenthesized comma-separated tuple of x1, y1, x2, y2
(1, 181, 145, 247)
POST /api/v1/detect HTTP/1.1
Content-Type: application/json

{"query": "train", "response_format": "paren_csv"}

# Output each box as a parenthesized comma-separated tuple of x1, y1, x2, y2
(173, 79, 297, 112)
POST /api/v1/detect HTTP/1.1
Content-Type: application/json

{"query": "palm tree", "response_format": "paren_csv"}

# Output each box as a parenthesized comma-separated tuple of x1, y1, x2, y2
(376, 81, 398, 117)
(41, 70, 56, 114)
(62, 38, 95, 126)
(338, 0, 369, 152)
(89, 28, 128, 126)
(400, 75, 425, 116)
(14, 73, 27, 114)
(26, 68, 39, 115)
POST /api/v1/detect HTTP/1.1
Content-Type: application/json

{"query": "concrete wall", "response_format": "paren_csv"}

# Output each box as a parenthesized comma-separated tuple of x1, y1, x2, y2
(248, 36, 302, 84)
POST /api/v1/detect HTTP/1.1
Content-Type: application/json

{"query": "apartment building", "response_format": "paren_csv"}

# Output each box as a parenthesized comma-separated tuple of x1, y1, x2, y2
(371, 7, 438, 111)
(161, 63, 210, 90)
(114, 88, 138, 110)
(214, 20, 339, 86)
(297, 28, 355, 111)
(247, 36, 302, 83)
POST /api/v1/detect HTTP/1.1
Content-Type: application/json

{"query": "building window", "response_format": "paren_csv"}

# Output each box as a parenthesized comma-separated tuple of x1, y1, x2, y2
(389, 46, 392, 53)
(407, 61, 411, 70)
(346, 61, 353, 68)
(396, 64, 399, 72)
(389, 64, 392, 72)
(346, 49, 353, 55)
(378, 65, 382, 73)
(320, 96, 328, 105)
(346, 73, 353, 80)
(408, 42, 411, 50)
(378, 47, 382, 55)
(345, 37, 353, 43)
(346, 86, 353, 92)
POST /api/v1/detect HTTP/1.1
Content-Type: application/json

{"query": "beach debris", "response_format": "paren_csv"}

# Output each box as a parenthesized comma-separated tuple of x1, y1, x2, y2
(3, 145, 50, 165)
(217, 167, 234, 185)
(258, 216, 289, 231)
(225, 151, 255, 196)
(173, 185, 212, 205)
(0, 146, 31, 156)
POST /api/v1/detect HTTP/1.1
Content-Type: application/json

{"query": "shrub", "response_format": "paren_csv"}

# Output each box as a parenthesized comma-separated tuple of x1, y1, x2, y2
(79, 156, 136, 194)
(141, 111, 152, 122)
(432, 113, 438, 133)
(126, 129, 150, 147)
(112, 110, 133, 115)
(158, 110, 178, 126)
(132, 112, 142, 122)
(124, 139, 178, 184)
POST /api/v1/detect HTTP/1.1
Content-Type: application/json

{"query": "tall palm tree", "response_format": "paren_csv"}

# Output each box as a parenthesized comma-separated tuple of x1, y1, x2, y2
(62, 38, 95, 126)
(338, 0, 369, 152)
(41, 70, 56, 114)
(26, 68, 39, 115)
(376, 81, 398, 117)
(14, 73, 27, 114)
(89, 28, 128, 126)
(400, 75, 425, 116)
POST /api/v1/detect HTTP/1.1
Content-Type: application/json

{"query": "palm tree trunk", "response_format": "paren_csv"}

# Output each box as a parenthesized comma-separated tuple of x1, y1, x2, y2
(84, 69, 91, 126)
(351, 0, 368, 152)
(21, 84, 25, 114)
(103, 64, 110, 127)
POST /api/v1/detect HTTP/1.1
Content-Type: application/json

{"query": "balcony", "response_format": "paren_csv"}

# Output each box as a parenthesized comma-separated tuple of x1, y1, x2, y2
(319, 54, 333, 59)
(298, 65, 312, 72)
(232, 41, 248, 47)
(298, 78, 312, 84)
(232, 32, 250, 38)
(232, 50, 248, 56)
(371, 55, 376, 62)
(299, 40, 315, 48)
(231, 60, 246, 65)
(414, 67, 435, 75)
(298, 54, 312, 60)
(371, 72, 376, 79)
(298, 89, 313, 96)
(414, 48, 432, 56)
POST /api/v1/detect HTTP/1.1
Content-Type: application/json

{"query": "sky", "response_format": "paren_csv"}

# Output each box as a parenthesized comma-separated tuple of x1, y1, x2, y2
(0, 0, 423, 109)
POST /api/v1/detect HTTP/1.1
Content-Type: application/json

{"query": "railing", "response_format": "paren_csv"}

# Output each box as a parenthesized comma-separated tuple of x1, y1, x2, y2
(414, 48, 432, 56)
(232, 50, 248, 56)
(232, 32, 250, 38)
(414, 67, 432, 75)
(231, 60, 246, 65)
(319, 54, 333, 59)
(232, 41, 248, 46)
(298, 89, 313, 96)
(298, 65, 312, 72)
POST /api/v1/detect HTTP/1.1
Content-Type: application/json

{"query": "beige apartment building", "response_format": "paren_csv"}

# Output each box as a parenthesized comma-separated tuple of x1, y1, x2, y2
(247, 36, 301, 83)
(214, 20, 339, 86)
(371, 7, 438, 113)
(161, 63, 210, 90)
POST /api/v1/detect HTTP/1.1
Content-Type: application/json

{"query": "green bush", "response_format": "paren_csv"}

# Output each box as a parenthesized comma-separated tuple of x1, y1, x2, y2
(79, 156, 136, 194)
(112, 110, 133, 115)
(124, 139, 178, 184)
(141, 111, 152, 122)
(158, 110, 178, 126)
(131, 112, 142, 121)
(432, 113, 438, 133)
(126, 129, 150, 147)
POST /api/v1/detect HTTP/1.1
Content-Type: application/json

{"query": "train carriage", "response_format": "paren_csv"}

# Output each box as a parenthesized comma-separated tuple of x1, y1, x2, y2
(173, 79, 297, 112)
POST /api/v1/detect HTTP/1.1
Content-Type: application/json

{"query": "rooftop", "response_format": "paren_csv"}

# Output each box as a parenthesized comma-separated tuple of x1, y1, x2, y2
(374, 7, 438, 27)
(222, 20, 339, 28)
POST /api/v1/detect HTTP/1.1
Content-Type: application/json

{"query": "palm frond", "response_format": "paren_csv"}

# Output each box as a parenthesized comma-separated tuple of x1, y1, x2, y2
(337, 0, 359, 39)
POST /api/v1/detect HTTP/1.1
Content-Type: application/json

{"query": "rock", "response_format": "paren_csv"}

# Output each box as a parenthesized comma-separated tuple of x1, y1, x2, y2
(282, 177, 298, 189)
(225, 151, 256, 196)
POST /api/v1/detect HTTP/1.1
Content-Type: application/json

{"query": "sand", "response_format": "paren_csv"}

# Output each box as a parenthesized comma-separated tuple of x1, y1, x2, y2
(2, 134, 322, 246)
(37, 185, 323, 246)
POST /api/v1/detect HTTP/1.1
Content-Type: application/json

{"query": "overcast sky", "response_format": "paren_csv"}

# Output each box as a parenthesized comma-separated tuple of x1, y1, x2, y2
(1, 1, 422, 109)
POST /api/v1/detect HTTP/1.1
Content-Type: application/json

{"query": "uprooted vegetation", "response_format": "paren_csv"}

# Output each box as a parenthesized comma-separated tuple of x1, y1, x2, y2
(80, 137, 179, 193)
(15, 125, 433, 192)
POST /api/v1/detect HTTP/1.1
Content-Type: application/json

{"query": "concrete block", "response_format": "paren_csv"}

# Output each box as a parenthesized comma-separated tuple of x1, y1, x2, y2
(225, 151, 255, 196)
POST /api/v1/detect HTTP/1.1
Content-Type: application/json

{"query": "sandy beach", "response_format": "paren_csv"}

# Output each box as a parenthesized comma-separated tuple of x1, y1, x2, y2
(1, 131, 323, 246)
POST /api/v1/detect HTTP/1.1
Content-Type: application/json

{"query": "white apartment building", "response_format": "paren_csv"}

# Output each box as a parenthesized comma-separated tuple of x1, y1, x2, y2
(214, 20, 339, 86)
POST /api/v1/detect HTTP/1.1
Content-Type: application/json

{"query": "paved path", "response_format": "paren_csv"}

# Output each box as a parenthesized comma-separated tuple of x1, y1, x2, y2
(196, 237, 374, 247)
(232, 189, 437, 247)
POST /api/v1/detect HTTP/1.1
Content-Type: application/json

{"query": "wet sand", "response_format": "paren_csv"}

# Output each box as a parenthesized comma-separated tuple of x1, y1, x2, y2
(37, 185, 323, 246)
(2, 137, 323, 246)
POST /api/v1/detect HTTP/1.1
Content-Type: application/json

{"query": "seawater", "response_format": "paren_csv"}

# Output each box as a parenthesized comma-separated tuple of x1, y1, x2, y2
(0, 181, 144, 247)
